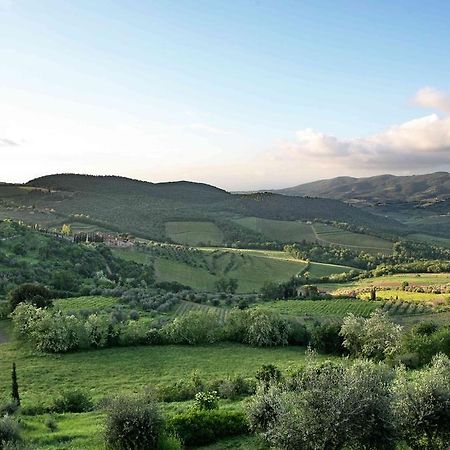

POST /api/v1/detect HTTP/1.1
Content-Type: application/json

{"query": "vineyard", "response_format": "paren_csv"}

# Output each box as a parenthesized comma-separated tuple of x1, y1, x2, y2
(174, 300, 230, 323)
(54, 296, 119, 313)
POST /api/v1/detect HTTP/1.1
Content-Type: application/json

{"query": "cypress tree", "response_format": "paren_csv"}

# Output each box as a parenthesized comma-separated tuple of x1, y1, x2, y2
(11, 362, 20, 406)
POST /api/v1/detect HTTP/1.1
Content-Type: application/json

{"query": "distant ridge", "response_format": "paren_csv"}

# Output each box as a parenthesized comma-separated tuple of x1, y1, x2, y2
(273, 172, 450, 203)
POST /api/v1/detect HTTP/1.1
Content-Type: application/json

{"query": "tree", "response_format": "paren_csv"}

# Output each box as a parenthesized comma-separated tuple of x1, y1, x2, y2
(392, 353, 450, 450)
(61, 224, 72, 236)
(247, 359, 396, 450)
(11, 363, 20, 406)
(340, 310, 403, 361)
(8, 283, 53, 311)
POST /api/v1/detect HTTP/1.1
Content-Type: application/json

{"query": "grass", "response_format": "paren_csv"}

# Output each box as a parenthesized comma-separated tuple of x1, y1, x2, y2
(0, 341, 329, 409)
(407, 233, 450, 248)
(175, 300, 230, 323)
(235, 217, 317, 243)
(54, 296, 119, 312)
(356, 272, 450, 288)
(119, 244, 354, 293)
(22, 412, 104, 450)
(312, 223, 393, 254)
(165, 221, 224, 246)
(258, 299, 383, 318)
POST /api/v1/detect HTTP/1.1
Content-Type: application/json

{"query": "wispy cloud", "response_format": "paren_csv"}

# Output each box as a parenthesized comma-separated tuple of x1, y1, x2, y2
(414, 87, 450, 115)
(0, 138, 19, 147)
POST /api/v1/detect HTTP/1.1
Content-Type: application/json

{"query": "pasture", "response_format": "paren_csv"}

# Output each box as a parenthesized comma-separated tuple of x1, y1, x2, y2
(0, 341, 326, 409)
(235, 217, 317, 243)
(165, 221, 224, 246)
(312, 223, 394, 254)
(359, 290, 450, 308)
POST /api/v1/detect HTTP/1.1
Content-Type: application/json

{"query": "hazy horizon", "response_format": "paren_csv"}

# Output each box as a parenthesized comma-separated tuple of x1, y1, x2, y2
(2, 1, 450, 190)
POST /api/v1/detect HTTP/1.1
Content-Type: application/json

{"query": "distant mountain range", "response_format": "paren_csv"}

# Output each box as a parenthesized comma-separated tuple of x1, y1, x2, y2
(273, 172, 450, 203)
(0, 173, 403, 240)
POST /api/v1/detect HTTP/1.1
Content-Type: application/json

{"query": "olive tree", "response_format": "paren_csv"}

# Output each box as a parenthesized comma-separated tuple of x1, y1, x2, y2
(392, 353, 450, 450)
(340, 310, 402, 360)
(247, 359, 396, 450)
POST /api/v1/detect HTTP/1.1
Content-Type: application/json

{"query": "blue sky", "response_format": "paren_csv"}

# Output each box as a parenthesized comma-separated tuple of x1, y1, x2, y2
(1, 0, 450, 189)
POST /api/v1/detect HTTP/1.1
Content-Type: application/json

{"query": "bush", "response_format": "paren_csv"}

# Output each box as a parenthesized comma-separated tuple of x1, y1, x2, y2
(255, 364, 282, 389)
(53, 390, 93, 413)
(105, 395, 164, 450)
(225, 309, 289, 347)
(392, 353, 450, 450)
(169, 409, 248, 447)
(310, 322, 344, 354)
(194, 391, 219, 411)
(163, 311, 221, 344)
(287, 320, 309, 345)
(8, 283, 53, 311)
(0, 415, 21, 448)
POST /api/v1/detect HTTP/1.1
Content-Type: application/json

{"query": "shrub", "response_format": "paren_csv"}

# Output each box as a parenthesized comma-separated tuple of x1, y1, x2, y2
(340, 310, 402, 361)
(163, 311, 221, 344)
(8, 283, 53, 311)
(287, 320, 309, 345)
(194, 391, 219, 411)
(0, 416, 21, 448)
(248, 359, 396, 450)
(44, 416, 58, 433)
(392, 353, 450, 450)
(169, 409, 248, 447)
(310, 322, 344, 354)
(255, 364, 282, 389)
(53, 390, 93, 413)
(104, 395, 164, 450)
(225, 309, 289, 347)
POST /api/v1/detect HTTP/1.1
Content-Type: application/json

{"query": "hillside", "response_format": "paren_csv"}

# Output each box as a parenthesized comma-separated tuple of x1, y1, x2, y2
(275, 172, 450, 203)
(0, 173, 404, 241)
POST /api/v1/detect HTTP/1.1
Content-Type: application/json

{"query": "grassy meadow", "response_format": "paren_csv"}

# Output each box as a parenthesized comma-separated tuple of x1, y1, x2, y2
(165, 221, 224, 246)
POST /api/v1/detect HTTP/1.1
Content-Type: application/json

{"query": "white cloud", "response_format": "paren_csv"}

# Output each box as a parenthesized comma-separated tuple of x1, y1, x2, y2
(414, 87, 450, 115)
(0, 138, 18, 147)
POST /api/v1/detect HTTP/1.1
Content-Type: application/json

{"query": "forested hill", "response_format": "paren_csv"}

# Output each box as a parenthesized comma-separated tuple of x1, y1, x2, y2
(274, 172, 450, 203)
(0, 173, 403, 241)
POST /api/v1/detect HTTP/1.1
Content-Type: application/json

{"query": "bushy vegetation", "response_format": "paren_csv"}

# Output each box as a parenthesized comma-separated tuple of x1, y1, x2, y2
(248, 355, 450, 450)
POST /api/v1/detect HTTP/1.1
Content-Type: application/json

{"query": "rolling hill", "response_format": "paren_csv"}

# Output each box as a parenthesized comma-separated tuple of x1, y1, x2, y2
(0, 173, 404, 241)
(275, 172, 450, 203)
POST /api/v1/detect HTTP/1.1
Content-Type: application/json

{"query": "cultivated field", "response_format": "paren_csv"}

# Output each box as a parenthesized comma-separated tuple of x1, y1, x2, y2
(54, 296, 119, 312)
(165, 221, 224, 246)
(235, 217, 317, 243)
(258, 299, 383, 318)
(312, 223, 394, 254)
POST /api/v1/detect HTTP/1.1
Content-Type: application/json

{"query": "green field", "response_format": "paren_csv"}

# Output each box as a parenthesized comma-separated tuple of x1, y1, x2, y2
(54, 296, 119, 312)
(116, 244, 355, 293)
(356, 272, 450, 288)
(312, 223, 393, 254)
(258, 299, 383, 318)
(165, 221, 224, 246)
(235, 217, 317, 243)
(0, 341, 328, 409)
(407, 233, 450, 248)
(175, 300, 230, 323)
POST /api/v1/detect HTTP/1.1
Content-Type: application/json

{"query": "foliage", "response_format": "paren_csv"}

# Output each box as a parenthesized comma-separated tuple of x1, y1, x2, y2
(392, 354, 450, 450)
(53, 390, 93, 413)
(194, 391, 219, 411)
(0, 415, 21, 449)
(11, 363, 19, 407)
(104, 395, 164, 450)
(340, 310, 403, 360)
(255, 365, 282, 389)
(309, 322, 344, 355)
(225, 309, 289, 347)
(8, 283, 53, 312)
(248, 359, 396, 450)
(168, 409, 248, 447)
(163, 310, 221, 344)
(214, 277, 238, 294)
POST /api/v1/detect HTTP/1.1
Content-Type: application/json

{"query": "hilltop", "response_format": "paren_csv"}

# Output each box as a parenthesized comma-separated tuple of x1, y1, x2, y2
(0, 173, 403, 241)
(274, 172, 450, 203)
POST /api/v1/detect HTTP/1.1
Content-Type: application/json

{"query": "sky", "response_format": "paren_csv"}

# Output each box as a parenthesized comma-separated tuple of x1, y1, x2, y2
(1, 0, 450, 190)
